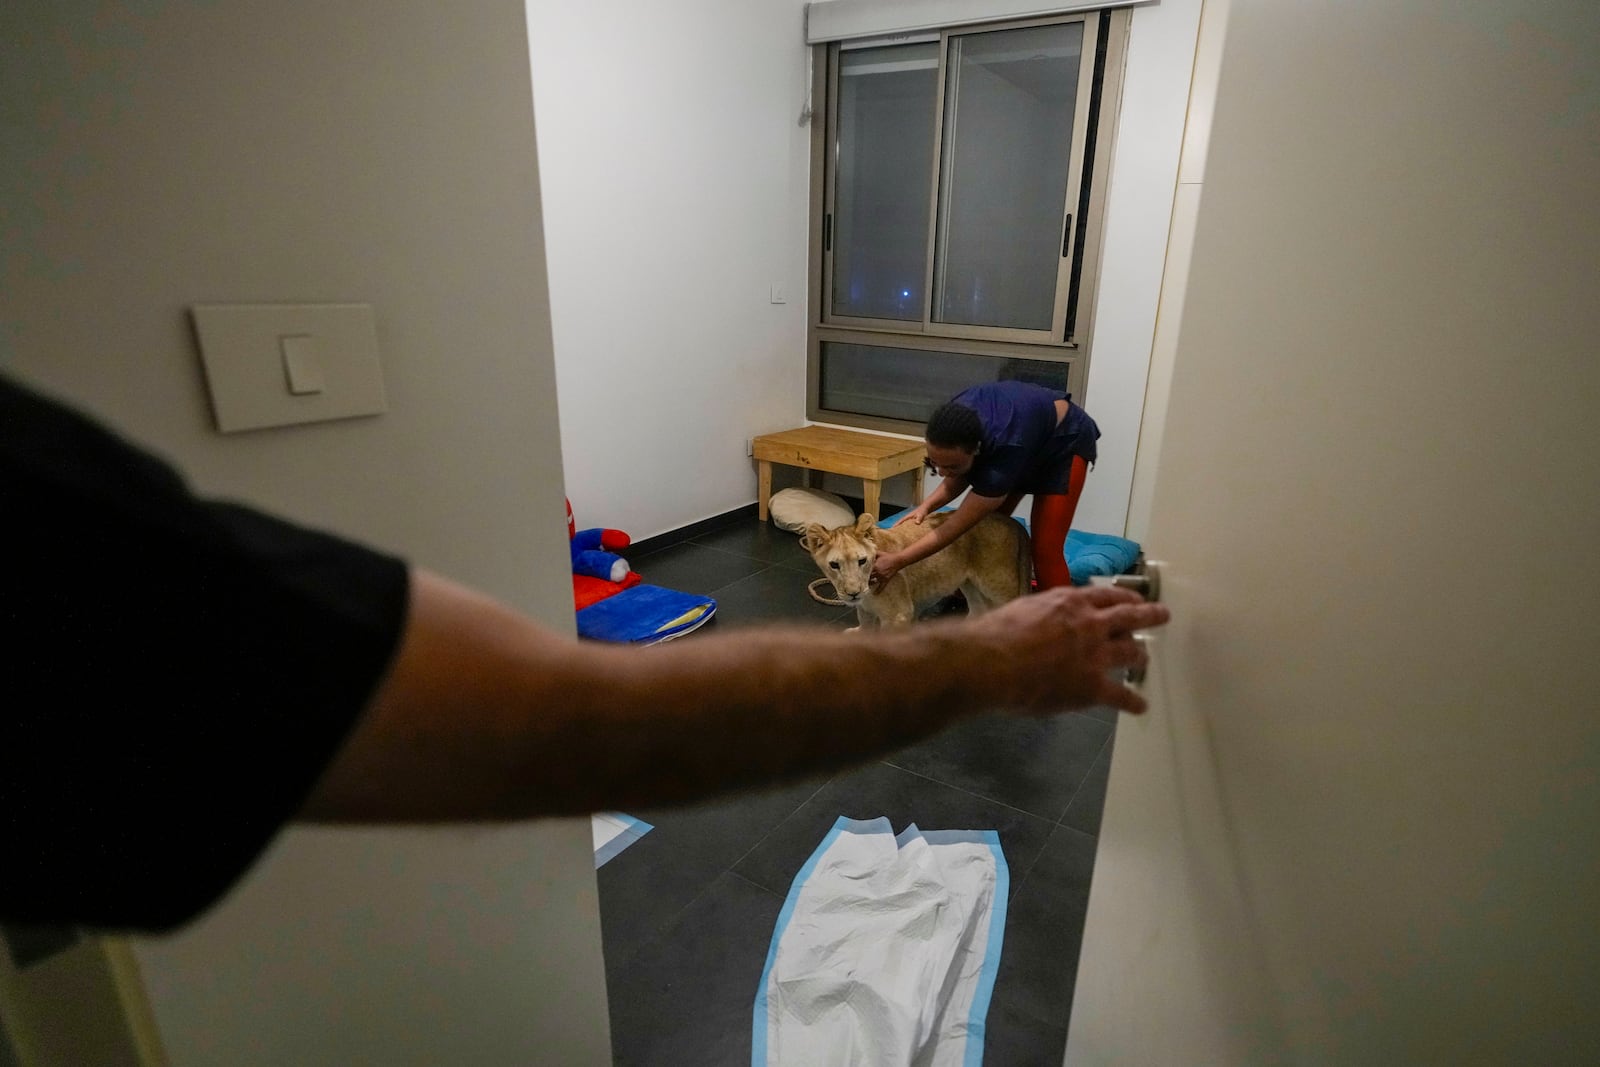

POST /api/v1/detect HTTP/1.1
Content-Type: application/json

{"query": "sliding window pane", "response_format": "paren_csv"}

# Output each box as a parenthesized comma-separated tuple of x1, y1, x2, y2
(832, 43, 939, 322)
(932, 22, 1084, 330)
(820, 341, 1069, 423)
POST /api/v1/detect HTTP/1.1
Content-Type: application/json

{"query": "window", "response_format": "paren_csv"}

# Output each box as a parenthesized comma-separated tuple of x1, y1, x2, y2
(807, 10, 1128, 432)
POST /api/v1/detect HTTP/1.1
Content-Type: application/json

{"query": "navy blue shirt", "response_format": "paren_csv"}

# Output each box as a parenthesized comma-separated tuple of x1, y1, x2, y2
(1, 376, 409, 931)
(952, 381, 1100, 498)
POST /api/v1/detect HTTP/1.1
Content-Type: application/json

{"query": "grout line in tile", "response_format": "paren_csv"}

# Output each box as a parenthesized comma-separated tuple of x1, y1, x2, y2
(720, 779, 835, 875)
(725, 867, 790, 901)
(630, 550, 790, 599)
(608, 879, 721, 974)
(634, 540, 772, 569)
(683, 531, 810, 564)
(1006, 864, 1039, 902)
(681, 542, 776, 568)
(1055, 731, 1112, 830)
(1052, 822, 1098, 847)
(875, 760, 1059, 827)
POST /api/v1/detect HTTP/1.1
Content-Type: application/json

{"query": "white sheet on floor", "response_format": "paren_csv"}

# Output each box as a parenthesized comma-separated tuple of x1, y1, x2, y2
(753, 816, 1008, 1066)
(591, 812, 652, 868)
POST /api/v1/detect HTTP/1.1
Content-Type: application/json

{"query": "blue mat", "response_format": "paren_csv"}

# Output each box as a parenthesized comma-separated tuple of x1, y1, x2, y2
(878, 507, 1140, 586)
(575, 583, 716, 644)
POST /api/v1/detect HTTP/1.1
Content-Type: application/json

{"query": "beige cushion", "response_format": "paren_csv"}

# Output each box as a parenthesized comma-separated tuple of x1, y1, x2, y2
(769, 487, 855, 533)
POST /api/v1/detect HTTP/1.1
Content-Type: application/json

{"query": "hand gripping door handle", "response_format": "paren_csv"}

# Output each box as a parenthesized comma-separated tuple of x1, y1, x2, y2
(1101, 563, 1162, 686)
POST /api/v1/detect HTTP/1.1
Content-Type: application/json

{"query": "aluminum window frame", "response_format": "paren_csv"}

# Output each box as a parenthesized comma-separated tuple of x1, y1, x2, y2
(807, 6, 1129, 432)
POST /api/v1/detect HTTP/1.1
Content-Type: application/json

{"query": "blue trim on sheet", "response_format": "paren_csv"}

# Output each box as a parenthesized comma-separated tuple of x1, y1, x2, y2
(753, 816, 876, 1064)
(593, 813, 653, 869)
(962, 830, 1009, 1067)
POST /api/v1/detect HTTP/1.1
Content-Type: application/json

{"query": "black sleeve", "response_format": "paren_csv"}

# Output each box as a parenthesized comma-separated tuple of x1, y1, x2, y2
(1, 377, 410, 931)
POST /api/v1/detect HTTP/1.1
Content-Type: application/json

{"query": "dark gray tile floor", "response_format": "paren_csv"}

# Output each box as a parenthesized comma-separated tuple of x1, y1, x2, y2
(598, 510, 1116, 1066)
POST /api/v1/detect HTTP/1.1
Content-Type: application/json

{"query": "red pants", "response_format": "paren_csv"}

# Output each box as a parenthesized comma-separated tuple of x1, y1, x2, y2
(1003, 455, 1089, 591)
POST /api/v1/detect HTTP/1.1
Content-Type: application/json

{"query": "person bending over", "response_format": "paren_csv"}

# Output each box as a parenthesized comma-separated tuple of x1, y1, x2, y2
(874, 380, 1100, 592)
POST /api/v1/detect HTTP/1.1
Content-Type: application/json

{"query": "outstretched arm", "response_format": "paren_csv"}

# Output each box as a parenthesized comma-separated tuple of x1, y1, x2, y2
(298, 569, 1168, 823)
(893, 475, 965, 527)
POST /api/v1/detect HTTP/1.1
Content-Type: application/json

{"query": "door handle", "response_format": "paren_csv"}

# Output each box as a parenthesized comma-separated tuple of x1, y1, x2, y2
(1108, 561, 1161, 604)
(1128, 634, 1153, 686)
(1094, 562, 1162, 686)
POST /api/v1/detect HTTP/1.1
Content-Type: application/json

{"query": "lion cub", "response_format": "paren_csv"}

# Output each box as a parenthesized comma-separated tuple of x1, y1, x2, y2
(800, 512, 1032, 629)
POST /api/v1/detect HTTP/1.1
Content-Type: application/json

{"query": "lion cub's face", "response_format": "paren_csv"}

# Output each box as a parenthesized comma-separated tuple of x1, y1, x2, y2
(800, 514, 880, 602)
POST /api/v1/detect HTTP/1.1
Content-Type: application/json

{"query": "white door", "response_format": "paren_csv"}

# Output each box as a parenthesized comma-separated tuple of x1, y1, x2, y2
(1069, 1, 1600, 1063)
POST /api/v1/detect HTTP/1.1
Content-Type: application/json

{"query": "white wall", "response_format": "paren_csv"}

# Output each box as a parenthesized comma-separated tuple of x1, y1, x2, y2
(526, 0, 814, 540)
(1125, 0, 1227, 542)
(1075, 0, 1203, 537)
(1, 2, 611, 1063)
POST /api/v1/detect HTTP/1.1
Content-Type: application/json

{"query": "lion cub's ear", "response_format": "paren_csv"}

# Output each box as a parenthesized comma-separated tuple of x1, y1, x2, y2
(799, 523, 828, 553)
(853, 513, 878, 537)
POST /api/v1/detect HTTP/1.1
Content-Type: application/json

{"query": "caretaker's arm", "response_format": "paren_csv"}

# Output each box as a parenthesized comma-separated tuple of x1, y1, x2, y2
(298, 569, 1167, 821)
(892, 474, 966, 528)
(871, 490, 1005, 588)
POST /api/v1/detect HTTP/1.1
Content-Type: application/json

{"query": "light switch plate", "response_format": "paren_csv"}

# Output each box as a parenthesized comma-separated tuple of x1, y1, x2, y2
(191, 303, 386, 433)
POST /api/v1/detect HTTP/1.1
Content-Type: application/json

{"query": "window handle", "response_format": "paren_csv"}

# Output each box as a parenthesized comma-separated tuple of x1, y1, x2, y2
(1061, 213, 1074, 258)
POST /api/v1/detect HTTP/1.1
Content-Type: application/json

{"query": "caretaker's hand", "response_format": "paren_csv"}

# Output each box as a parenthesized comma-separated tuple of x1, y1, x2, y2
(869, 552, 903, 590)
(968, 585, 1170, 714)
(892, 507, 927, 529)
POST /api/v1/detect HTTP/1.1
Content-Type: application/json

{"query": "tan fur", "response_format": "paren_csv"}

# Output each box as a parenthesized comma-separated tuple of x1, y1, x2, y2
(800, 512, 1032, 628)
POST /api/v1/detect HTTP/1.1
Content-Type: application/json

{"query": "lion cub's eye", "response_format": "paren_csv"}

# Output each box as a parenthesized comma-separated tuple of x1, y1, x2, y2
(829, 560, 840, 569)
(857, 558, 867, 567)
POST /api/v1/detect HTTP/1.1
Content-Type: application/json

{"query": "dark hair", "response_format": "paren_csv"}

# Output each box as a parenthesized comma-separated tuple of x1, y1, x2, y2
(926, 401, 982, 451)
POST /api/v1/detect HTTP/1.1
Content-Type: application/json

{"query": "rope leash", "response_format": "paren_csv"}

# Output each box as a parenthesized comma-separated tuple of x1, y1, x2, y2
(808, 577, 849, 607)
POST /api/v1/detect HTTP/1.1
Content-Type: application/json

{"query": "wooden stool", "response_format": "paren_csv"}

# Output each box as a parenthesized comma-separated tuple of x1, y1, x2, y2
(752, 426, 926, 522)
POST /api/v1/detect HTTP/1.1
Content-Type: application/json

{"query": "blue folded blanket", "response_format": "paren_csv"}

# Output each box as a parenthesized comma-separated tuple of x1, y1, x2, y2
(576, 584, 717, 644)
(878, 507, 1140, 586)
(1057, 527, 1142, 585)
